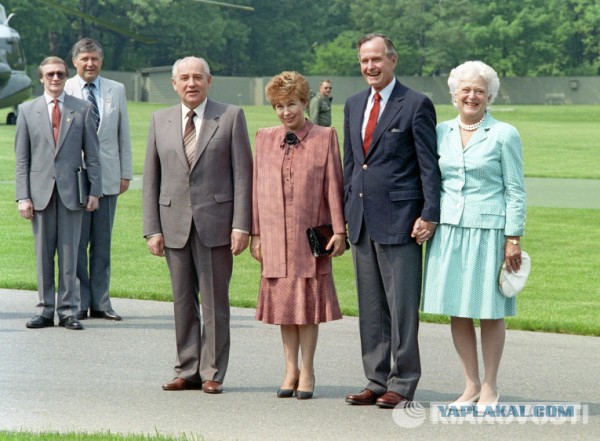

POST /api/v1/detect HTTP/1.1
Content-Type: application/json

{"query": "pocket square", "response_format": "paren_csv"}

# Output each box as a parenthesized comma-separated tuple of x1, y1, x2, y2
(390, 128, 401, 133)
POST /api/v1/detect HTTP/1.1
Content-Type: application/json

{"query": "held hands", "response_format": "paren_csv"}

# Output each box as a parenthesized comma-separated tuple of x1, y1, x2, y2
(504, 238, 522, 273)
(326, 233, 347, 257)
(411, 217, 437, 245)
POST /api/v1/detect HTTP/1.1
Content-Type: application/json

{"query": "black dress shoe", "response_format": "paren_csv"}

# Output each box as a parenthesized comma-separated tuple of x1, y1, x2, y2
(90, 310, 122, 321)
(76, 310, 88, 320)
(26, 315, 54, 329)
(58, 315, 84, 330)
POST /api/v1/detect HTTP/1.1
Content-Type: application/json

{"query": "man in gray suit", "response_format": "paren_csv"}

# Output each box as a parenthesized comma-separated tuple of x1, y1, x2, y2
(143, 57, 252, 394)
(65, 38, 133, 321)
(15, 56, 102, 331)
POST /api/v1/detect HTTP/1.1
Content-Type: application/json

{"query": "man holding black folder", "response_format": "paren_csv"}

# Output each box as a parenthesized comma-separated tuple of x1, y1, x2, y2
(15, 56, 101, 331)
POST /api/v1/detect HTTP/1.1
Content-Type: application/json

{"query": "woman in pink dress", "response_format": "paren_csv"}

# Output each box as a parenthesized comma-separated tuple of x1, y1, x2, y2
(250, 71, 346, 400)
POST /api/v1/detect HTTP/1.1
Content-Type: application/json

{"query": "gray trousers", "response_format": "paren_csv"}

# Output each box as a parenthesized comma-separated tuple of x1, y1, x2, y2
(352, 222, 422, 399)
(32, 190, 82, 320)
(164, 224, 232, 384)
(76, 194, 117, 312)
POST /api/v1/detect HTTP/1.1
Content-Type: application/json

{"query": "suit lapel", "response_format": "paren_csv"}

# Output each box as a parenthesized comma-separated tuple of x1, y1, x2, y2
(351, 91, 369, 161)
(192, 99, 219, 168)
(463, 114, 492, 152)
(167, 107, 189, 168)
(367, 81, 405, 158)
(98, 77, 111, 131)
(33, 97, 56, 149)
(56, 96, 76, 152)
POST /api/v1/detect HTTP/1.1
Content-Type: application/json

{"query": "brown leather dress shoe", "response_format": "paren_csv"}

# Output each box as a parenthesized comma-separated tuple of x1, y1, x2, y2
(345, 388, 381, 405)
(162, 378, 202, 391)
(376, 391, 409, 409)
(203, 380, 223, 394)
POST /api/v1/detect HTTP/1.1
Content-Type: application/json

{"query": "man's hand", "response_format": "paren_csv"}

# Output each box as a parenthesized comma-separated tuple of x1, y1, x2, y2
(85, 195, 100, 212)
(119, 179, 131, 195)
(231, 231, 249, 256)
(147, 234, 165, 257)
(18, 200, 34, 220)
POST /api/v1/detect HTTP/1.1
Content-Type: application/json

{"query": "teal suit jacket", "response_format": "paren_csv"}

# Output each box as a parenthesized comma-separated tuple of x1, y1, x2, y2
(436, 114, 526, 236)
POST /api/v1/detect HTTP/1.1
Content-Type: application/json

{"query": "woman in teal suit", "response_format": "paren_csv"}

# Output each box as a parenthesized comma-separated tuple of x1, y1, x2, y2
(420, 61, 526, 411)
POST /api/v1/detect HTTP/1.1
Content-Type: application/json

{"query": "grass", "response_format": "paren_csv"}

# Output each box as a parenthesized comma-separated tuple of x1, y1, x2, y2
(1, 104, 599, 337)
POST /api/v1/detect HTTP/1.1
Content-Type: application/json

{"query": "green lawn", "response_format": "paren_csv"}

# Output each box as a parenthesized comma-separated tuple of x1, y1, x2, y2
(1, 104, 599, 336)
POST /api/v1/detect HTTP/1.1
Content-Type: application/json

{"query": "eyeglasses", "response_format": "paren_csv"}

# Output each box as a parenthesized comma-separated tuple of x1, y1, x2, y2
(44, 71, 67, 80)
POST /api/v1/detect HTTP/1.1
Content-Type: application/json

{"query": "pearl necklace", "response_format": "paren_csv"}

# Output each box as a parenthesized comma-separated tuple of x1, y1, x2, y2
(458, 112, 487, 131)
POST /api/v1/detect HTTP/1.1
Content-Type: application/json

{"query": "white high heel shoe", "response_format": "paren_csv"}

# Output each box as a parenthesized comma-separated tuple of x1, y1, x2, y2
(448, 392, 480, 408)
(475, 393, 499, 414)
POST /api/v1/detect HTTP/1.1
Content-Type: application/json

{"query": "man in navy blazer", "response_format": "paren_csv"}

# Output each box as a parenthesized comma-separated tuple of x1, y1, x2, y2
(343, 34, 441, 408)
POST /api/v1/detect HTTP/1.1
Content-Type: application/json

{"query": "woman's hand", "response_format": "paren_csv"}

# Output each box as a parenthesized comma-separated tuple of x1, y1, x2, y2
(326, 233, 347, 257)
(250, 235, 262, 262)
(504, 237, 522, 273)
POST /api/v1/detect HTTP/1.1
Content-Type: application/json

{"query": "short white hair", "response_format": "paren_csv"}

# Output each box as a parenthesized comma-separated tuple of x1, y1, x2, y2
(447, 61, 500, 105)
(172, 56, 211, 79)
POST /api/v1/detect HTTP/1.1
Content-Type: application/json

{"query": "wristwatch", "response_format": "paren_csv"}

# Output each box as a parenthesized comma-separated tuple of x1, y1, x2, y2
(506, 238, 519, 245)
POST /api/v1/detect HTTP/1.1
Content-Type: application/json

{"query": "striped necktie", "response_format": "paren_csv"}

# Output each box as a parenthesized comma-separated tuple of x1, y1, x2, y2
(184, 110, 197, 166)
(85, 83, 100, 130)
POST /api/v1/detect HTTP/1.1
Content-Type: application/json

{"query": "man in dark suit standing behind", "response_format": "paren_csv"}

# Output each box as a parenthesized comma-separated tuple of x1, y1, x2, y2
(143, 56, 252, 394)
(343, 34, 441, 408)
(15, 56, 101, 331)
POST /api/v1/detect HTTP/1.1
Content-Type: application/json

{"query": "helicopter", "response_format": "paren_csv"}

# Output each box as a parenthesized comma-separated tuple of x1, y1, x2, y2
(0, 3, 32, 125)
(0, 0, 253, 125)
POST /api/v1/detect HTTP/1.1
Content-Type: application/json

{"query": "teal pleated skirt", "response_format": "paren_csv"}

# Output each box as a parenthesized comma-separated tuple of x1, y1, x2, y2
(421, 225, 516, 319)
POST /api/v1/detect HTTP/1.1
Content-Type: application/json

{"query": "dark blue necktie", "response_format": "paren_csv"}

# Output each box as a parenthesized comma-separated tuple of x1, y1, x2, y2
(85, 83, 100, 130)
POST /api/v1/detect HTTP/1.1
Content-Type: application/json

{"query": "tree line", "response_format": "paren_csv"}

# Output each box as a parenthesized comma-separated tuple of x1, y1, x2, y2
(5, 0, 599, 77)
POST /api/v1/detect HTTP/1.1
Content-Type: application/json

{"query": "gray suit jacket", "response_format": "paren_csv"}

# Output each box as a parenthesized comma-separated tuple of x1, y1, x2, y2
(15, 94, 101, 210)
(142, 99, 252, 249)
(65, 76, 133, 196)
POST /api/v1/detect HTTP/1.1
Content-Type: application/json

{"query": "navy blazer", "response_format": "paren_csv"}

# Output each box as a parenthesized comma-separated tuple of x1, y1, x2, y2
(343, 80, 441, 245)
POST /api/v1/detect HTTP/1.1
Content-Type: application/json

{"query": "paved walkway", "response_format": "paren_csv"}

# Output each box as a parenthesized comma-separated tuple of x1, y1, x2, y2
(0, 289, 598, 440)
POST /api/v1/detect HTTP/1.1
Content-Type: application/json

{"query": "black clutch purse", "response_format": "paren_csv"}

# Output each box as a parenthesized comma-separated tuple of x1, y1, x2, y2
(306, 224, 349, 257)
(76, 167, 89, 206)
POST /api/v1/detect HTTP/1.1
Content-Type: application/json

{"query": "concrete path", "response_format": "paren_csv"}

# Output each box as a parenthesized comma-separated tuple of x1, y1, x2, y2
(1, 289, 598, 440)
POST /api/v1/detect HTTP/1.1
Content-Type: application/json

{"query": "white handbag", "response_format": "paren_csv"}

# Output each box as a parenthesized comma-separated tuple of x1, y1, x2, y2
(498, 251, 531, 297)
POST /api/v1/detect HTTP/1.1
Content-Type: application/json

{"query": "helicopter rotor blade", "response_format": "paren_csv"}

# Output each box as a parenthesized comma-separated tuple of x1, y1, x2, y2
(36, 0, 157, 44)
(188, 0, 254, 11)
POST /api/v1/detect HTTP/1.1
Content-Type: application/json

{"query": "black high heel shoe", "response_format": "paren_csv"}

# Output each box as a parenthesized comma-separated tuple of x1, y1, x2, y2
(277, 379, 299, 398)
(296, 375, 315, 400)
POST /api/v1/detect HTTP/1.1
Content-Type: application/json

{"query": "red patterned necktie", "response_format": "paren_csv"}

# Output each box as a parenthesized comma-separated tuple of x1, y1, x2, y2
(363, 92, 381, 155)
(52, 98, 61, 144)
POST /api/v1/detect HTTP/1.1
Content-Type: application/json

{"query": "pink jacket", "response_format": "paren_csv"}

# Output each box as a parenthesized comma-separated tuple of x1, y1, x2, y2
(252, 121, 345, 278)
